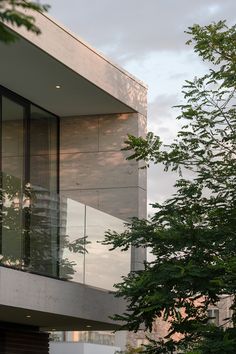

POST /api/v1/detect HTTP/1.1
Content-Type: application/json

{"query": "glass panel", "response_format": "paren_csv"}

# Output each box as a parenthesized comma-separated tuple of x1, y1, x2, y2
(61, 196, 130, 290)
(59, 197, 85, 281)
(85, 206, 128, 290)
(207, 309, 219, 326)
(28, 105, 58, 276)
(1, 96, 25, 267)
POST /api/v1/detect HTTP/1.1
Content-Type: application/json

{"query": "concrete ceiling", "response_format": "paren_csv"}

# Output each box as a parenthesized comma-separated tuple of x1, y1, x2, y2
(0, 37, 134, 117)
(0, 305, 121, 331)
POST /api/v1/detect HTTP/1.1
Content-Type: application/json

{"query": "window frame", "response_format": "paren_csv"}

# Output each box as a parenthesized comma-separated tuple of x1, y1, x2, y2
(0, 84, 60, 277)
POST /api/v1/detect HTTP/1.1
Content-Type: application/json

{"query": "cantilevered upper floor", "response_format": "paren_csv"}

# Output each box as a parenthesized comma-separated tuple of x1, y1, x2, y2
(0, 10, 147, 332)
(0, 10, 147, 118)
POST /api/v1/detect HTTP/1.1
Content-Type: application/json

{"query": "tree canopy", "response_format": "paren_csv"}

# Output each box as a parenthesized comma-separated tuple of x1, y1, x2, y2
(0, 0, 49, 43)
(103, 21, 236, 353)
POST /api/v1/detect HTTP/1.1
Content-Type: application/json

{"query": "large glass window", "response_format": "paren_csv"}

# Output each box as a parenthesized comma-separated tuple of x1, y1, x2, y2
(0, 88, 59, 276)
(28, 105, 58, 276)
(1, 96, 25, 267)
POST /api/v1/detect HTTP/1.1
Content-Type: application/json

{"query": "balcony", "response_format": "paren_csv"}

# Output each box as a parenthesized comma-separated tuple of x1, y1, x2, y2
(0, 178, 130, 291)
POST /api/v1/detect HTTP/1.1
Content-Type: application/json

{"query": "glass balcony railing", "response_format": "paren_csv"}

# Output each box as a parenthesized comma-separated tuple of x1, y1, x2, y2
(59, 195, 130, 290)
(0, 178, 130, 291)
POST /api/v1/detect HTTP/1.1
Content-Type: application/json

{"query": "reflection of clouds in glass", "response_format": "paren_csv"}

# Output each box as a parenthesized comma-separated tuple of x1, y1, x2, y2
(62, 198, 130, 290)
(85, 205, 130, 290)
(59, 198, 85, 282)
(66, 199, 85, 228)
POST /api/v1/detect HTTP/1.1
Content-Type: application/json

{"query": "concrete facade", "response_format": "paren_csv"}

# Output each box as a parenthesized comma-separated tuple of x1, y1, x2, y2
(60, 112, 146, 221)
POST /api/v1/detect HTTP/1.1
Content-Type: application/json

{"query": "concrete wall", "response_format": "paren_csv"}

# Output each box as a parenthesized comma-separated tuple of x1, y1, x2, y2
(50, 342, 120, 354)
(60, 112, 146, 221)
(0, 267, 126, 331)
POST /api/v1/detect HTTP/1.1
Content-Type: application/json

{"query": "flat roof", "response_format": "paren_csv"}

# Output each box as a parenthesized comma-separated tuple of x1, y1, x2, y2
(0, 11, 147, 117)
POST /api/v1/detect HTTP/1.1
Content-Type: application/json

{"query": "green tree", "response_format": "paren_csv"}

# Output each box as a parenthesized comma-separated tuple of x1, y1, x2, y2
(103, 21, 236, 353)
(0, 0, 49, 43)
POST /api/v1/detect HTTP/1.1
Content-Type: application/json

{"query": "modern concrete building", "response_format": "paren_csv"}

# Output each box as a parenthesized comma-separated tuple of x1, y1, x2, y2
(0, 9, 147, 354)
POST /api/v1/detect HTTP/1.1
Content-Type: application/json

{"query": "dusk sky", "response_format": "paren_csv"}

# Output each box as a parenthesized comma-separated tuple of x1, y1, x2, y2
(46, 0, 236, 213)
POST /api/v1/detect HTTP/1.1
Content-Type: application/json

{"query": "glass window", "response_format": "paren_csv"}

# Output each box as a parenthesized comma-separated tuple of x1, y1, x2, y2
(0, 91, 59, 278)
(1, 96, 25, 267)
(207, 309, 220, 326)
(30, 105, 57, 191)
(28, 105, 58, 276)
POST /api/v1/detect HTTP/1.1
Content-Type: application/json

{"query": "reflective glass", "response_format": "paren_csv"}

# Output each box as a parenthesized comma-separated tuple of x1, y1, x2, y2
(29, 105, 58, 276)
(1, 96, 25, 267)
(85, 206, 129, 290)
(59, 197, 85, 281)
(60, 197, 130, 290)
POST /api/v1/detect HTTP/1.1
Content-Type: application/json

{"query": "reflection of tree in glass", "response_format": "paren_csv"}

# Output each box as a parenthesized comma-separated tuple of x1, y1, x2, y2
(0, 173, 89, 280)
(59, 235, 90, 280)
(0, 173, 24, 268)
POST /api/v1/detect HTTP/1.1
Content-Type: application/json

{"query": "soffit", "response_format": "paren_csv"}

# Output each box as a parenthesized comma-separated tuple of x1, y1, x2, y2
(0, 305, 120, 331)
(0, 37, 134, 117)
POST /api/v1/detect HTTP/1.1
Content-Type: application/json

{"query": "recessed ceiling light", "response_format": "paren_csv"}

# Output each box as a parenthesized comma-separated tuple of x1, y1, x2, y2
(26, 315, 31, 318)
(86, 325, 92, 328)
(55, 85, 61, 89)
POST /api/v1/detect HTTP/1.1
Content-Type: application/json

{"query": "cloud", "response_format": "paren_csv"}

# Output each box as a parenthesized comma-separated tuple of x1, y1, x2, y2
(146, 94, 180, 208)
(147, 164, 178, 214)
(47, 0, 236, 62)
(148, 94, 180, 139)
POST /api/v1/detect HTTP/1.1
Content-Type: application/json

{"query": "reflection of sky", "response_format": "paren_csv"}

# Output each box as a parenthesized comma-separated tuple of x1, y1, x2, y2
(64, 198, 130, 290)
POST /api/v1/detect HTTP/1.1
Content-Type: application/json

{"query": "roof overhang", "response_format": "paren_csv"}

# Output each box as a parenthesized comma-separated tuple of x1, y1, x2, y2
(0, 12, 147, 117)
(0, 267, 125, 331)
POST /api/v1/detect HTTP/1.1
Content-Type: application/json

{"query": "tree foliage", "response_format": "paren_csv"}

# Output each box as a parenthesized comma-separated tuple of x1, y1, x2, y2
(103, 21, 236, 353)
(0, 0, 49, 43)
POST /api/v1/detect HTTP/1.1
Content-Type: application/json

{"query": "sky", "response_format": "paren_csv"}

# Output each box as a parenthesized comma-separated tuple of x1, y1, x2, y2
(46, 0, 236, 214)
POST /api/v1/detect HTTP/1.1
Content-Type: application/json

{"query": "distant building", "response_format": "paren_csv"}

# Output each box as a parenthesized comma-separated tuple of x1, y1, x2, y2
(0, 10, 147, 353)
(127, 295, 234, 350)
